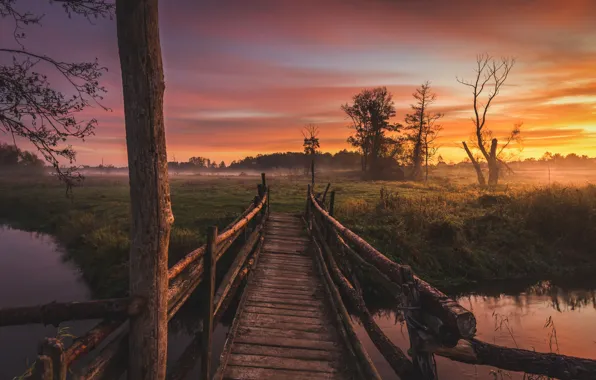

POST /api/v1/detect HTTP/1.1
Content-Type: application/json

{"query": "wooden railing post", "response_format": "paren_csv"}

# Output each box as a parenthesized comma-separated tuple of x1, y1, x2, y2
(329, 190, 335, 217)
(201, 226, 218, 380)
(311, 159, 315, 186)
(38, 338, 66, 380)
(31, 355, 53, 380)
(400, 266, 438, 380)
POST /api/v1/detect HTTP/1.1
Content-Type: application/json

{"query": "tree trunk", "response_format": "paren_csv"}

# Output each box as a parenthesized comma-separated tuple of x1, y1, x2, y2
(116, 1, 173, 379)
(487, 138, 499, 187)
(462, 142, 486, 186)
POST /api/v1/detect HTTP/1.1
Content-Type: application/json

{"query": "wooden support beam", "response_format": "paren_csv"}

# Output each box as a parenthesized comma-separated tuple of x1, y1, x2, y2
(167, 193, 267, 280)
(308, 222, 382, 380)
(308, 191, 476, 339)
(201, 226, 217, 380)
(64, 320, 124, 366)
(38, 338, 66, 380)
(329, 190, 335, 217)
(321, 182, 331, 204)
(29, 355, 53, 380)
(400, 266, 438, 380)
(311, 219, 414, 380)
(0, 298, 143, 327)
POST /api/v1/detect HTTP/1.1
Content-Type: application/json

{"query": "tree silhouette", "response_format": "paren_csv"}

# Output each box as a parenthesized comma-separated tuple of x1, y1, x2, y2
(342, 87, 402, 172)
(404, 81, 443, 180)
(457, 53, 519, 187)
(0, 0, 113, 191)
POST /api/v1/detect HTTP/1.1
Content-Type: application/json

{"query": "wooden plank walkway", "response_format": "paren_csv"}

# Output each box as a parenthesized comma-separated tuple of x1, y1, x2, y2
(217, 213, 356, 379)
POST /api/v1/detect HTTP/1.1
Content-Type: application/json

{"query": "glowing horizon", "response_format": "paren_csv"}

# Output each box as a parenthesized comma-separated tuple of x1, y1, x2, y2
(2, 0, 596, 167)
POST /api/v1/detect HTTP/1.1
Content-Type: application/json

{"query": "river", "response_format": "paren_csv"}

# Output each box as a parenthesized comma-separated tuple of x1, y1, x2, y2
(1, 227, 595, 379)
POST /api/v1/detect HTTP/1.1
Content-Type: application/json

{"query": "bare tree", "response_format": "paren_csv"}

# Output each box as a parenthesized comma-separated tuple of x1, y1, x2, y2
(0, 0, 113, 191)
(457, 53, 517, 187)
(116, 0, 173, 378)
(404, 81, 443, 180)
(421, 112, 443, 181)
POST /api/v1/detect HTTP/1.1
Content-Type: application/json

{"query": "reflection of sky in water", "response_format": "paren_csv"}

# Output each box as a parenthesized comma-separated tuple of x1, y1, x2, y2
(354, 281, 596, 379)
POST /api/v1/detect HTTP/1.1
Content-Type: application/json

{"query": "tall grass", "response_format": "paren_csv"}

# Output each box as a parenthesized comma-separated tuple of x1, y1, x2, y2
(336, 183, 596, 287)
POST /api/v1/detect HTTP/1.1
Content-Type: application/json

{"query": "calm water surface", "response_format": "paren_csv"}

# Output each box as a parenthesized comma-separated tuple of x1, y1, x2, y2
(355, 279, 596, 379)
(1, 227, 595, 379)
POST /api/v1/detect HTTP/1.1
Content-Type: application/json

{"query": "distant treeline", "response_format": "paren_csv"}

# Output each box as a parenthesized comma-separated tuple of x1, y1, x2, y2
(0, 143, 45, 173)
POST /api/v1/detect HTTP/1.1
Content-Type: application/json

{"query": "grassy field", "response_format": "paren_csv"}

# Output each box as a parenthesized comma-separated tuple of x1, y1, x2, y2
(1, 169, 595, 298)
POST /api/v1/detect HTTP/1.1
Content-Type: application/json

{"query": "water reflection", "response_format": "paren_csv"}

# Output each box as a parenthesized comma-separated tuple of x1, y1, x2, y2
(0, 227, 95, 379)
(354, 278, 596, 379)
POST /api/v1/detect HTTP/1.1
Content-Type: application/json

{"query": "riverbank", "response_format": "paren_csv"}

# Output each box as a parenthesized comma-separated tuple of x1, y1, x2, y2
(1, 174, 595, 297)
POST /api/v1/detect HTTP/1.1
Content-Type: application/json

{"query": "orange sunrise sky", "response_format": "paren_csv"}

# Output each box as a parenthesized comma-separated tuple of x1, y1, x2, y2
(3, 0, 596, 166)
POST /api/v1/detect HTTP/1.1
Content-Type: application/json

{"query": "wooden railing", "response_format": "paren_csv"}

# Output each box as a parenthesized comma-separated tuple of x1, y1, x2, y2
(0, 175, 270, 380)
(306, 184, 596, 380)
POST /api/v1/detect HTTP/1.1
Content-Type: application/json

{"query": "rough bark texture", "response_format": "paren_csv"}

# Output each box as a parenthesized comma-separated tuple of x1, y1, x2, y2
(462, 141, 486, 186)
(425, 339, 596, 380)
(116, 1, 172, 379)
(0, 298, 142, 327)
(487, 138, 500, 186)
(309, 191, 477, 338)
(312, 220, 415, 380)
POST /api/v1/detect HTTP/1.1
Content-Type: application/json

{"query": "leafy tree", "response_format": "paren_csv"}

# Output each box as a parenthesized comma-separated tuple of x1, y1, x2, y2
(302, 124, 320, 156)
(219, 160, 226, 169)
(457, 53, 519, 187)
(188, 156, 207, 167)
(404, 81, 443, 180)
(1, 0, 112, 191)
(342, 87, 402, 172)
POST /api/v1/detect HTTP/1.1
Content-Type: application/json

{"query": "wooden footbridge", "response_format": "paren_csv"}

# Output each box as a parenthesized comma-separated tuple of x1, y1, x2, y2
(2, 174, 596, 380)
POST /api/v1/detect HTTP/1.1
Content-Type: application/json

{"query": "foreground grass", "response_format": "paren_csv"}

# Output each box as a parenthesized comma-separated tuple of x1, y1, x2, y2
(1, 172, 595, 297)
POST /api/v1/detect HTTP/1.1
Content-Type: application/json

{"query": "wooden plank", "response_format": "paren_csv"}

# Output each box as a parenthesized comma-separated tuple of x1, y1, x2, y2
(227, 354, 338, 373)
(254, 282, 322, 292)
(255, 287, 321, 297)
(245, 301, 322, 313)
(233, 335, 341, 351)
(236, 326, 334, 341)
(224, 366, 343, 380)
(241, 313, 324, 326)
(247, 296, 322, 307)
(239, 319, 330, 334)
(231, 344, 341, 361)
(244, 305, 325, 318)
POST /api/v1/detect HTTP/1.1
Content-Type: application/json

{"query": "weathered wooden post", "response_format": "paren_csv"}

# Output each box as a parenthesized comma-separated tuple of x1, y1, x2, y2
(116, 0, 172, 379)
(201, 226, 218, 380)
(38, 338, 65, 380)
(305, 185, 312, 228)
(400, 266, 438, 380)
(329, 190, 336, 217)
(31, 355, 53, 380)
(311, 159, 315, 187)
(261, 172, 266, 189)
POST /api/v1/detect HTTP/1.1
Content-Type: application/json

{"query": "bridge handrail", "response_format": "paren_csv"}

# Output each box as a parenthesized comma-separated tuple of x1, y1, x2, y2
(1, 175, 270, 380)
(307, 188, 476, 339)
(307, 184, 596, 380)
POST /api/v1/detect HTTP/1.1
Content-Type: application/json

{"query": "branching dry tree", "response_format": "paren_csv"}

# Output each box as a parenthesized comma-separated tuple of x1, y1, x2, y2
(421, 111, 443, 181)
(404, 81, 443, 180)
(0, 0, 113, 192)
(457, 53, 517, 187)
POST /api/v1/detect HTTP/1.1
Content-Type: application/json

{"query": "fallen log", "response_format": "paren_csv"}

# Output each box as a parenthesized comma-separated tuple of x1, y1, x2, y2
(309, 190, 476, 339)
(423, 338, 596, 380)
(0, 297, 143, 327)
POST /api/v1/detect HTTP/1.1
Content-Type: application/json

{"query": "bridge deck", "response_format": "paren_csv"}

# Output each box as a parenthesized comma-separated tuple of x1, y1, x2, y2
(218, 213, 355, 379)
